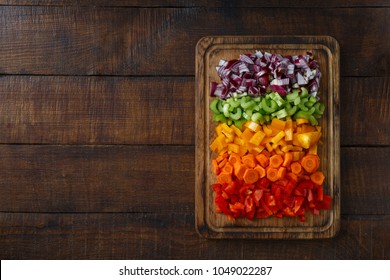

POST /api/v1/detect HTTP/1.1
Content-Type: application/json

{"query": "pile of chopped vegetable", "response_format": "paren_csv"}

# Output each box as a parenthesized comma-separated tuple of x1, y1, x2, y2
(209, 51, 331, 222)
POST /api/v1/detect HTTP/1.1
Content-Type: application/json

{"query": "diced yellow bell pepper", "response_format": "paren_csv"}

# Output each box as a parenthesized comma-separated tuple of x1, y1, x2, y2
(241, 128, 254, 143)
(270, 118, 286, 131)
(221, 122, 233, 134)
(263, 125, 274, 137)
(228, 143, 240, 154)
(296, 118, 309, 125)
(284, 119, 293, 141)
(296, 131, 321, 149)
(245, 121, 261, 132)
(271, 130, 285, 144)
(249, 130, 266, 146)
(230, 124, 242, 137)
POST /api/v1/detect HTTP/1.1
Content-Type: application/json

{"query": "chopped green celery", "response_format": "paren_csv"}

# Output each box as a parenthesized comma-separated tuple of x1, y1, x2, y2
(261, 98, 276, 113)
(242, 109, 253, 120)
(213, 113, 227, 123)
(270, 92, 285, 107)
(286, 104, 298, 116)
(300, 87, 309, 98)
(251, 112, 264, 123)
(217, 100, 223, 112)
(264, 114, 271, 122)
(298, 98, 309, 111)
(230, 108, 242, 120)
(308, 115, 318, 126)
(309, 96, 317, 103)
(253, 105, 260, 111)
(233, 119, 246, 130)
(209, 99, 220, 114)
(222, 103, 230, 117)
(294, 96, 301, 106)
(270, 100, 278, 110)
(241, 96, 255, 109)
(227, 98, 240, 108)
(227, 119, 233, 126)
(272, 108, 288, 119)
(253, 96, 262, 102)
(305, 100, 316, 107)
(293, 110, 312, 120)
(314, 102, 325, 114)
(286, 91, 299, 102)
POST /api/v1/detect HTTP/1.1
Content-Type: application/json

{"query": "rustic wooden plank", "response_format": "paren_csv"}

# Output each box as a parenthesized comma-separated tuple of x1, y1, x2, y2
(0, 76, 194, 145)
(0, 0, 389, 8)
(0, 7, 388, 76)
(0, 76, 388, 146)
(0, 212, 388, 259)
(341, 77, 390, 145)
(0, 145, 194, 213)
(0, 146, 388, 215)
(341, 147, 390, 215)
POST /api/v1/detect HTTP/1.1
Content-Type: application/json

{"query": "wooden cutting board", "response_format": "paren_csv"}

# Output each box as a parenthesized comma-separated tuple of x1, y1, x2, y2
(195, 36, 340, 239)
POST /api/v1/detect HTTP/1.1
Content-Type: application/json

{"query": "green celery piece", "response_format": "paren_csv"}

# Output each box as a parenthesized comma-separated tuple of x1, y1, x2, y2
(230, 108, 242, 120)
(227, 119, 233, 125)
(241, 96, 255, 109)
(286, 91, 299, 102)
(286, 104, 298, 116)
(314, 102, 325, 114)
(213, 113, 227, 123)
(298, 98, 309, 111)
(242, 109, 253, 120)
(217, 100, 223, 112)
(308, 115, 318, 126)
(261, 98, 276, 113)
(300, 87, 309, 98)
(222, 103, 230, 117)
(227, 98, 240, 108)
(294, 96, 301, 106)
(272, 108, 288, 119)
(251, 112, 264, 123)
(234, 119, 246, 130)
(209, 98, 220, 114)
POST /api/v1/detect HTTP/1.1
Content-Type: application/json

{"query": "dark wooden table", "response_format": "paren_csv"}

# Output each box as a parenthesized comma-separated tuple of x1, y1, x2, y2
(0, 1, 389, 260)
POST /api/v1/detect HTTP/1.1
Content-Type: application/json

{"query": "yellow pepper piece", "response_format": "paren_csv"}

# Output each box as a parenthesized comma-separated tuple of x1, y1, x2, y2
(249, 130, 266, 146)
(270, 118, 286, 131)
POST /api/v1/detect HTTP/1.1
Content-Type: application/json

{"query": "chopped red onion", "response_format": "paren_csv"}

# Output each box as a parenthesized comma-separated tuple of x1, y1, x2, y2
(209, 50, 322, 99)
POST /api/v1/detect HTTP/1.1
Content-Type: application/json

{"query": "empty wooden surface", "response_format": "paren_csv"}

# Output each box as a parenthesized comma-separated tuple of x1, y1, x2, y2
(0, 1, 389, 259)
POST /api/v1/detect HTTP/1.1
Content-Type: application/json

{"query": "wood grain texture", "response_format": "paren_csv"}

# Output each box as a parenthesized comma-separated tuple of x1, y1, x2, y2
(0, 76, 388, 146)
(0, 7, 388, 76)
(0, 145, 194, 213)
(0, 76, 194, 145)
(0, 212, 388, 259)
(0, 146, 388, 215)
(0, 0, 389, 7)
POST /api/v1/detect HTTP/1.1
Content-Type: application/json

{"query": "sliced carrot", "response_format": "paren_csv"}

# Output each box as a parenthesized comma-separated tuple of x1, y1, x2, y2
(217, 172, 232, 184)
(310, 171, 325, 185)
(254, 165, 266, 178)
(234, 162, 248, 180)
(228, 153, 241, 165)
(211, 159, 220, 175)
(243, 168, 259, 184)
(222, 162, 234, 174)
(301, 154, 320, 173)
(215, 153, 228, 163)
(269, 154, 283, 168)
(255, 153, 269, 168)
(266, 167, 279, 182)
(282, 152, 293, 167)
(277, 166, 287, 180)
(217, 158, 228, 168)
(242, 154, 256, 168)
(290, 162, 302, 175)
